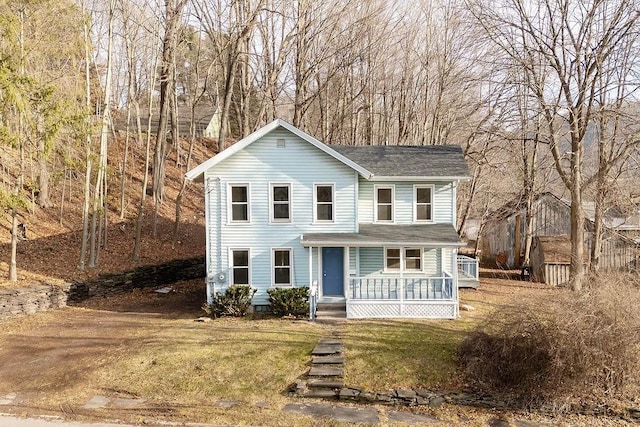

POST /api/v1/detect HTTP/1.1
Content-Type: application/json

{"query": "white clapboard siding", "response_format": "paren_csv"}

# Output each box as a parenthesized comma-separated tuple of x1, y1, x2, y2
(358, 247, 444, 277)
(204, 128, 358, 304)
(358, 180, 454, 224)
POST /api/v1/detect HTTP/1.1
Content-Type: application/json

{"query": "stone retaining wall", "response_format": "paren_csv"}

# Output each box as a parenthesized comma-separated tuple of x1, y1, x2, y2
(0, 284, 70, 319)
(0, 256, 206, 318)
(67, 256, 206, 303)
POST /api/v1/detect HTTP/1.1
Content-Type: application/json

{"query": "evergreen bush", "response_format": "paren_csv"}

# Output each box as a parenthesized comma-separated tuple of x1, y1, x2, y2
(267, 286, 309, 317)
(203, 285, 256, 318)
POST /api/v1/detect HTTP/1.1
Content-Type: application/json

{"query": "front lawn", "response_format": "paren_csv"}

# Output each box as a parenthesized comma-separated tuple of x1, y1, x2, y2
(0, 274, 565, 426)
(343, 319, 468, 390)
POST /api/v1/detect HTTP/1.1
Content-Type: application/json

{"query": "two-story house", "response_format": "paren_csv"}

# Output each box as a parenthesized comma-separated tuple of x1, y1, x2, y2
(186, 119, 472, 319)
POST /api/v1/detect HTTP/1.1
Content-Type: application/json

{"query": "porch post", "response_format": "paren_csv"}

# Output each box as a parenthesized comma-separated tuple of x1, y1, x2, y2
(308, 246, 313, 287)
(453, 247, 459, 317)
(344, 246, 349, 298)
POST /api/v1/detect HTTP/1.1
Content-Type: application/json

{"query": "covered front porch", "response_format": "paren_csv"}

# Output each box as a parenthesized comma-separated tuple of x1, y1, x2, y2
(301, 223, 467, 319)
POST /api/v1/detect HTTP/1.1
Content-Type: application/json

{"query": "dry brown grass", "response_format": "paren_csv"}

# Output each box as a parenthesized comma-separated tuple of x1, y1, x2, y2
(1, 272, 639, 425)
(458, 272, 640, 410)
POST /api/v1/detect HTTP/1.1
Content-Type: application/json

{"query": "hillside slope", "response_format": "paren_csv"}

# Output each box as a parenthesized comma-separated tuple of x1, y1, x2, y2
(0, 137, 214, 287)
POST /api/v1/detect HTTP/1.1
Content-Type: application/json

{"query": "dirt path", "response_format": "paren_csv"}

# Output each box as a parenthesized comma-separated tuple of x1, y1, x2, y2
(0, 280, 205, 412)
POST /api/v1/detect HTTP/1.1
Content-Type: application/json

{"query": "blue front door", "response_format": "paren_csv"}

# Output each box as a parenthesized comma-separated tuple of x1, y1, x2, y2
(322, 247, 344, 296)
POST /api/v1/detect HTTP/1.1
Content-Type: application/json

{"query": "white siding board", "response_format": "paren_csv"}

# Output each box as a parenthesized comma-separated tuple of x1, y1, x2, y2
(360, 248, 384, 276)
(358, 179, 454, 224)
(423, 248, 438, 275)
(203, 128, 358, 305)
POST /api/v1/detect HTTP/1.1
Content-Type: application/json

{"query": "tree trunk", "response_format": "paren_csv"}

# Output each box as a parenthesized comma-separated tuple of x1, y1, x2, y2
(569, 139, 585, 291)
(37, 136, 53, 208)
(9, 207, 18, 281)
(78, 0, 93, 271)
(152, 0, 187, 200)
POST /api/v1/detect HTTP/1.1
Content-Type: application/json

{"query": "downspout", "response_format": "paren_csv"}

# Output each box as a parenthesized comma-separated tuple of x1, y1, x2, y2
(204, 176, 213, 304)
(354, 171, 359, 232)
(216, 177, 222, 287)
(452, 181, 458, 230)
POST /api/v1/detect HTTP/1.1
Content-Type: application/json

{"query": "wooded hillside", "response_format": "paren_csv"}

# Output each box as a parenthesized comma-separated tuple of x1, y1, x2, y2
(0, 0, 639, 290)
(0, 134, 210, 286)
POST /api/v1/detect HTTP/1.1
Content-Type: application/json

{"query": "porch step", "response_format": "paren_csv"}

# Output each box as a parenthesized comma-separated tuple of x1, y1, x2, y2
(316, 302, 346, 311)
(315, 302, 347, 322)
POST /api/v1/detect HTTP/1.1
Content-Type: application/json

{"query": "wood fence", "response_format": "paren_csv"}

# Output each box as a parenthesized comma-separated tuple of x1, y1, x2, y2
(585, 237, 640, 272)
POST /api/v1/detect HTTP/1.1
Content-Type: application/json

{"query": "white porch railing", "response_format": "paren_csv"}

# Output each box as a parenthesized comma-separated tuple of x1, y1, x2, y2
(348, 275, 454, 301)
(457, 255, 479, 280)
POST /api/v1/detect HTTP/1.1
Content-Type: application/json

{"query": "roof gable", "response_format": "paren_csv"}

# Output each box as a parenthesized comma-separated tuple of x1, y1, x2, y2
(185, 119, 372, 181)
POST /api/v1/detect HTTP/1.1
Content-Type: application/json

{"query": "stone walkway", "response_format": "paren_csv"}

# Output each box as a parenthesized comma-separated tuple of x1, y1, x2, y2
(295, 337, 346, 398)
(288, 337, 592, 426)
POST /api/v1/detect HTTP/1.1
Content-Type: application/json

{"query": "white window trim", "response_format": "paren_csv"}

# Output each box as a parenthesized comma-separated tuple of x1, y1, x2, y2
(271, 247, 294, 287)
(403, 247, 423, 272)
(383, 246, 424, 272)
(269, 182, 292, 223)
(229, 248, 251, 286)
(313, 183, 335, 223)
(413, 184, 435, 223)
(374, 184, 395, 223)
(227, 183, 251, 224)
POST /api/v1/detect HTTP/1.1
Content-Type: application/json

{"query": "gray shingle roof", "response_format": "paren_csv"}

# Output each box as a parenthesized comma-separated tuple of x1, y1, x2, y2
(329, 145, 469, 178)
(301, 223, 464, 247)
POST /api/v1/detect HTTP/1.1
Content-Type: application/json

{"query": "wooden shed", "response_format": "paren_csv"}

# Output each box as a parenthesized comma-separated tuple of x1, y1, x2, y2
(481, 192, 640, 271)
(530, 235, 573, 286)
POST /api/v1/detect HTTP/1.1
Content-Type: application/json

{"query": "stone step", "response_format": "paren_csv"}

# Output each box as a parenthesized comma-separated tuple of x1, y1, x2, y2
(302, 389, 339, 398)
(312, 355, 345, 364)
(307, 378, 345, 389)
(309, 366, 344, 377)
(318, 338, 343, 346)
(311, 345, 343, 356)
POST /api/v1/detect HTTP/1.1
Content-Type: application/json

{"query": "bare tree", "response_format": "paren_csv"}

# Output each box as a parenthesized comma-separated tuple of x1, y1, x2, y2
(469, 0, 640, 291)
(88, 0, 116, 268)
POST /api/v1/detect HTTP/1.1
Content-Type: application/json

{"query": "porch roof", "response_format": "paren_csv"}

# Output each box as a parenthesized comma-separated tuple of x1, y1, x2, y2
(300, 223, 465, 247)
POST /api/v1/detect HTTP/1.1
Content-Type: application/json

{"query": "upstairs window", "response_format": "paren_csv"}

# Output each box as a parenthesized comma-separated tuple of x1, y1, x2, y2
(414, 185, 433, 222)
(231, 249, 250, 285)
(229, 184, 249, 222)
(375, 185, 394, 222)
(273, 249, 292, 286)
(314, 184, 334, 222)
(271, 183, 291, 222)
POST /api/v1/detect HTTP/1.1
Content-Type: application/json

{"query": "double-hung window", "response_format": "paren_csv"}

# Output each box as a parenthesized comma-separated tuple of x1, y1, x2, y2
(314, 184, 334, 222)
(375, 185, 394, 222)
(273, 248, 292, 286)
(404, 248, 422, 271)
(229, 184, 249, 222)
(231, 249, 250, 285)
(384, 248, 422, 271)
(414, 185, 433, 222)
(385, 248, 401, 270)
(271, 183, 291, 222)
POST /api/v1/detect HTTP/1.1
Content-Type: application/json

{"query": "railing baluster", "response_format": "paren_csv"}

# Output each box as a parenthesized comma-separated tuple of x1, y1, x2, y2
(345, 275, 457, 301)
